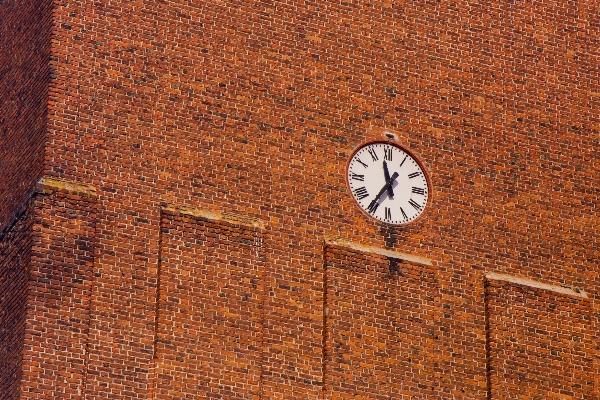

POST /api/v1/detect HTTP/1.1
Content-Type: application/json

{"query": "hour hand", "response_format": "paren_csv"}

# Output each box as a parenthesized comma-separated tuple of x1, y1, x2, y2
(368, 171, 399, 212)
(383, 161, 395, 198)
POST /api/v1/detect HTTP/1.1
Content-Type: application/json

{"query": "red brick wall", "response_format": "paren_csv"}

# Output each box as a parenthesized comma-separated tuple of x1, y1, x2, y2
(151, 206, 265, 399)
(0, 4, 51, 388)
(1, 0, 599, 398)
(0, 0, 51, 227)
(20, 181, 97, 399)
(485, 276, 596, 399)
(0, 203, 33, 399)
(324, 244, 442, 398)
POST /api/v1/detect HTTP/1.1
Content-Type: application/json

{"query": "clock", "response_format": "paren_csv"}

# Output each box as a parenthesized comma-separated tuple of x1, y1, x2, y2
(347, 141, 431, 225)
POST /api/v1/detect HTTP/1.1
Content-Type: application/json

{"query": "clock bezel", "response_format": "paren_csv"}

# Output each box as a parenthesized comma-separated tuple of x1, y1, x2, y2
(345, 140, 433, 226)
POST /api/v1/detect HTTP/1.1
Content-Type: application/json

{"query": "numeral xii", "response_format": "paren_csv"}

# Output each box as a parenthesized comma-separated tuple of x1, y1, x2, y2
(384, 147, 392, 161)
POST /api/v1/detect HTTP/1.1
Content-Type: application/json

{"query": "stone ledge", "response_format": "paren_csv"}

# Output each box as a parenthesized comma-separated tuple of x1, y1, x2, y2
(486, 272, 588, 299)
(324, 235, 433, 266)
(161, 203, 265, 230)
(35, 177, 97, 198)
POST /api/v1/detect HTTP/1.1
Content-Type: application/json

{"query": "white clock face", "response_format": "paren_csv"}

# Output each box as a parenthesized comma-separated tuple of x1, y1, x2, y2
(347, 142, 430, 225)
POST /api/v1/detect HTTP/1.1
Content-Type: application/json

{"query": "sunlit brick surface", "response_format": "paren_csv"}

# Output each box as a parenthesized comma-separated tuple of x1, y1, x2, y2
(0, 0, 598, 398)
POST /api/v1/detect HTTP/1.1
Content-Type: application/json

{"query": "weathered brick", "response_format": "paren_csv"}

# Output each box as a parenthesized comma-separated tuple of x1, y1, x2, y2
(1, 1, 598, 399)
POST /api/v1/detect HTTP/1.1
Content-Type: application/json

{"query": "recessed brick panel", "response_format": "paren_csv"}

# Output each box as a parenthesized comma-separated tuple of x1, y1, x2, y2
(485, 279, 595, 399)
(324, 244, 440, 398)
(152, 209, 264, 399)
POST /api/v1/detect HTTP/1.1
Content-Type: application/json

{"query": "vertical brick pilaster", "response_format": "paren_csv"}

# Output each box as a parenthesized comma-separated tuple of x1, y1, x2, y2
(0, 200, 35, 399)
(20, 178, 97, 399)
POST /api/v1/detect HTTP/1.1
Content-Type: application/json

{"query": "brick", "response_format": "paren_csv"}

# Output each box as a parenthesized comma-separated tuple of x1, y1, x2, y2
(1, 1, 599, 399)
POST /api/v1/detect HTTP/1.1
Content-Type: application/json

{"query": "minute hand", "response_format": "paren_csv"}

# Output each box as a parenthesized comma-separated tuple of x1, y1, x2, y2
(367, 172, 399, 212)
(383, 161, 395, 198)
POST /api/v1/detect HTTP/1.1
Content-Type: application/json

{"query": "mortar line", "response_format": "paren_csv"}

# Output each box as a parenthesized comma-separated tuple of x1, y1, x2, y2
(483, 278, 492, 400)
(321, 243, 329, 399)
(80, 201, 96, 400)
(148, 206, 164, 400)
(257, 229, 266, 400)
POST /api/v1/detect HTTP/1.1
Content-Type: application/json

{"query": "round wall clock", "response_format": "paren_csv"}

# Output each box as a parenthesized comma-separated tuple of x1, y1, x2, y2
(347, 141, 431, 225)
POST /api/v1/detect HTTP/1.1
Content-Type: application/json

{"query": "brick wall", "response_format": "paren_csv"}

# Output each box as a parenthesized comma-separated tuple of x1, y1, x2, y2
(1, 0, 599, 398)
(0, 202, 33, 399)
(324, 243, 442, 398)
(0, 4, 51, 390)
(485, 275, 595, 399)
(0, 0, 51, 227)
(20, 180, 97, 399)
(151, 206, 265, 399)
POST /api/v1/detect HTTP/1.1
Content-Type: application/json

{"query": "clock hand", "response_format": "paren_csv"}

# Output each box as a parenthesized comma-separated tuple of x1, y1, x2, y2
(367, 171, 399, 212)
(383, 161, 395, 198)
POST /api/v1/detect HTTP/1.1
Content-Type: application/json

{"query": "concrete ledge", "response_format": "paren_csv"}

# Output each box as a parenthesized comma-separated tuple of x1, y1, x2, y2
(324, 235, 433, 266)
(486, 272, 588, 299)
(36, 177, 97, 198)
(161, 203, 265, 230)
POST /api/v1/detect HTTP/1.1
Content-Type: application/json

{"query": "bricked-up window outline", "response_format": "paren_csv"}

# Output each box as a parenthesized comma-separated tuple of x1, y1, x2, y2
(150, 205, 266, 400)
(322, 237, 439, 399)
(484, 273, 595, 400)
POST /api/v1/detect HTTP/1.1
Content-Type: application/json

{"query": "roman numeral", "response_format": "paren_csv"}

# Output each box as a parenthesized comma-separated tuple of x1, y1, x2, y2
(356, 158, 368, 168)
(400, 207, 408, 220)
(408, 171, 422, 179)
(384, 207, 391, 221)
(367, 201, 379, 213)
(353, 187, 369, 200)
(412, 187, 425, 195)
(384, 147, 392, 161)
(350, 172, 364, 181)
(368, 148, 379, 161)
(409, 199, 422, 210)
(399, 155, 407, 167)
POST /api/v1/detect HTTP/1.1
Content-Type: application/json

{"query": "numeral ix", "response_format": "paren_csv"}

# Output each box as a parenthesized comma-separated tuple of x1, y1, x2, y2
(350, 172, 364, 181)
